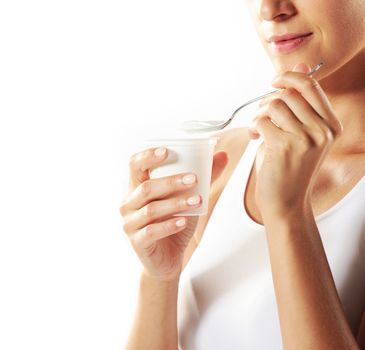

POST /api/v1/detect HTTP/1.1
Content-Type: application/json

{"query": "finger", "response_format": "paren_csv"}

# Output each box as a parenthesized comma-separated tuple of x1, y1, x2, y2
(123, 152, 227, 216)
(292, 62, 311, 74)
(254, 96, 306, 137)
(132, 216, 188, 250)
(260, 88, 331, 132)
(254, 116, 286, 147)
(271, 72, 342, 137)
(124, 172, 198, 212)
(260, 88, 341, 144)
(279, 88, 340, 142)
(123, 193, 202, 233)
(128, 147, 168, 189)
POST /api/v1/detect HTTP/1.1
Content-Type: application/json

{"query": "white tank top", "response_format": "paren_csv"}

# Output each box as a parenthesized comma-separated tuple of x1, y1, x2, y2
(178, 137, 365, 350)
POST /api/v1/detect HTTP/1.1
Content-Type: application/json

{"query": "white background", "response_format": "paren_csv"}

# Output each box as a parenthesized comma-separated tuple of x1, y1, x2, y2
(0, 0, 274, 349)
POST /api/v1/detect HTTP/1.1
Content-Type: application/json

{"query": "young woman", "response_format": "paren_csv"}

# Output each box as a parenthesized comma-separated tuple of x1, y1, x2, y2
(120, 1, 365, 349)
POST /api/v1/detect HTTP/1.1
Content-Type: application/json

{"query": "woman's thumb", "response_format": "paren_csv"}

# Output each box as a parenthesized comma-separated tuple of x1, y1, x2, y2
(292, 62, 311, 74)
(211, 151, 228, 184)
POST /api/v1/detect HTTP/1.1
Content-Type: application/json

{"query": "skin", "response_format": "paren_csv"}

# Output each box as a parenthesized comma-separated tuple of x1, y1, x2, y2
(242, 1, 365, 348)
(121, 148, 228, 350)
(121, 0, 365, 349)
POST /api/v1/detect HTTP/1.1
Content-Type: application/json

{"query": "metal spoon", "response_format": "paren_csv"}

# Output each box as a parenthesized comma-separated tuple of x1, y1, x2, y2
(180, 62, 324, 133)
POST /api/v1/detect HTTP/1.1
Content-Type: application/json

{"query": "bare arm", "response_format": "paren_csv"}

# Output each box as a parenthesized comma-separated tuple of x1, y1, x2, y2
(248, 63, 360, 349)
(264, 204, 360, 350)
(121, 133, 231, 350)
(125, 271, 180, 350)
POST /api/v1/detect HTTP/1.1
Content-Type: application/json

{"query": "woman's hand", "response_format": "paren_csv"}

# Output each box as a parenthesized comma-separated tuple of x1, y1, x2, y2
(120, 147, 228, 282)
(248, 63, 343, 220)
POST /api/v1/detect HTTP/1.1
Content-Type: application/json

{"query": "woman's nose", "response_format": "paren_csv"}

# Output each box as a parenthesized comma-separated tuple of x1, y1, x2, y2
(258, 0, 297, 22)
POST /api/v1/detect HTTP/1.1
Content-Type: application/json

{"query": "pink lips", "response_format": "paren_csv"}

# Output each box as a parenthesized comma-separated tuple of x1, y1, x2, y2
(268, 32, 313, 54)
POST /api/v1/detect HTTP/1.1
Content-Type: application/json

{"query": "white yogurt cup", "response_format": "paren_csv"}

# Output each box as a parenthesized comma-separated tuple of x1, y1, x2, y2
(144, 137, 217, 216)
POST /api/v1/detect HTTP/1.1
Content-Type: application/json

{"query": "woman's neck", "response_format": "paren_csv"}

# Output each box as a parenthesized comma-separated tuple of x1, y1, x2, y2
(320, 51, 365, 155)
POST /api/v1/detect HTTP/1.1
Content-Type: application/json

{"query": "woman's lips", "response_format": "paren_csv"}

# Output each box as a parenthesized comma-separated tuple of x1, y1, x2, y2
(269, 33, 313, 54)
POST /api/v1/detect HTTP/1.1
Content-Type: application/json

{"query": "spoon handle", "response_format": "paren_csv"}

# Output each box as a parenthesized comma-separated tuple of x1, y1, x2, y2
(228, 61, 324, 124)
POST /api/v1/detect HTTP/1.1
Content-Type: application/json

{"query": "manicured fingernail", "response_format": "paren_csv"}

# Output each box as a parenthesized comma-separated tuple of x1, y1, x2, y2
(154, 147, 166, 157)
(187, 195, 200, 206)
(176, 218, 186, 227)
(182, 174, 196, 185)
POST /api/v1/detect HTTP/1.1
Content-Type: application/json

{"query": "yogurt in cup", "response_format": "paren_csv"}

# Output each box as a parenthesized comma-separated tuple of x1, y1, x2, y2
(144, 137, 217, 216)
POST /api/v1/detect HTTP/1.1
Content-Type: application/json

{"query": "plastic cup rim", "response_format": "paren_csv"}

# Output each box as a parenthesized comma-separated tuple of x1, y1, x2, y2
(144, 137, 218, 146)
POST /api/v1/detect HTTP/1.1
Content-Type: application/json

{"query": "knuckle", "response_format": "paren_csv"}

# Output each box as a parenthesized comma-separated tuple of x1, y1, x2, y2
(142, 225, 154, 241)
(282, 87, 297, 97)
(119, 202, 128, 217)
(143, 203, 155, 219)
(175, 197, 186, 210)
(304, 77, 320, 90)
(256, 116, 269, 127)
(269, 98, 284, 109)
(160, 222, 174, 238)
(314, 128, 329, 145)
(278, 138, 292, 152)
(160, 221, 172, 237)
(168, 174, 179, 189)
(122, 221, 131, 235)
(139, 180, 152, 198)
(129, 151, 148, 170)
(298, 134, 312, 149)
(325, 127, 336, 143)
(277, 90, 286, 100)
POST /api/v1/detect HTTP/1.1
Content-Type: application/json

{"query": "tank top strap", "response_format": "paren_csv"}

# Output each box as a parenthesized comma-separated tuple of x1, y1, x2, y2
(210, 135, 264, 232)
(219, 136, 263, 198)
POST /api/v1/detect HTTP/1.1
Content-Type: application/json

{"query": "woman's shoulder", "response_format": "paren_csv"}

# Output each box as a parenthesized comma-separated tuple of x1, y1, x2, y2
(210, 127, 252, 195)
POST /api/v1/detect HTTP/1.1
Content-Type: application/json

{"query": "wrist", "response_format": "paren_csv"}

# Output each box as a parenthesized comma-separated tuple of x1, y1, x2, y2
(261, 198, 313, 227)
(141, 268, 181, 286)
(140, 269, 180, 304)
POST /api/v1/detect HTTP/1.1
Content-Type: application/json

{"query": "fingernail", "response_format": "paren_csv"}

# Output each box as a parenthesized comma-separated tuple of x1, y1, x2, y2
(154, 147, 166, 157)
(176, 218, 186, 227)
(187, 195, 200, 206)
(182, 174, 196, 185)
